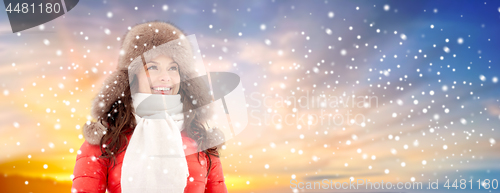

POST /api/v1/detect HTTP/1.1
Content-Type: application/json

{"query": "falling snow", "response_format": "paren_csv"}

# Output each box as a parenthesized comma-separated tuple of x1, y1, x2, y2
(1, 1, 499, 191)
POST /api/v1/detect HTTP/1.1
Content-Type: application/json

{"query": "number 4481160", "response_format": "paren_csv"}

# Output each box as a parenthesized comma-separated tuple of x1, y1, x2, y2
(5, 3, 61, 14)
(443, 179, 498, 189)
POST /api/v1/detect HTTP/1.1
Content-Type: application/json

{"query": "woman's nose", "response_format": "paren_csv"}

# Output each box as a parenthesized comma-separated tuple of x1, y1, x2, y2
(159, 71, 171, 82)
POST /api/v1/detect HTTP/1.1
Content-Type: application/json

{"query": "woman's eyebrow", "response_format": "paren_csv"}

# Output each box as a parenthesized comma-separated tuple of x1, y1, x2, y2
(145, 61, 177, 65)
(145, 60, 160, 65)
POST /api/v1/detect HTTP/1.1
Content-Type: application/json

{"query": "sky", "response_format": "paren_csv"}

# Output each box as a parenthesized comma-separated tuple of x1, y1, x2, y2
(1, 0, 500, 192)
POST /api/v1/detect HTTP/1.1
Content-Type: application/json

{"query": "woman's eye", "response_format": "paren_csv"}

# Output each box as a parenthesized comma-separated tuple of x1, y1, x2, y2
(169, 66, 178, 71)
(147, 65, 157, 70)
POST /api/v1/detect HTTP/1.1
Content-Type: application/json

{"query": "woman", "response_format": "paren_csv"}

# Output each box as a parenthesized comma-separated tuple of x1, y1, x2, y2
(71, 21, 227, 193)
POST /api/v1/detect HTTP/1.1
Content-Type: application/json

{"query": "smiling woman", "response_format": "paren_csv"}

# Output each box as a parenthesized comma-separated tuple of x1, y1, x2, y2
(71, 21, 227, 193)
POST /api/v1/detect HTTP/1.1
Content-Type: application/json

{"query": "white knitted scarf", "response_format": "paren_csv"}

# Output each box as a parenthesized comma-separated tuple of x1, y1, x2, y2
(121, 93, 189, 192)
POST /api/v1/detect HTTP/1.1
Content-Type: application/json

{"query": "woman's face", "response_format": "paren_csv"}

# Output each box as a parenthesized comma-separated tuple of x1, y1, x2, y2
(137, 55, 181, 95)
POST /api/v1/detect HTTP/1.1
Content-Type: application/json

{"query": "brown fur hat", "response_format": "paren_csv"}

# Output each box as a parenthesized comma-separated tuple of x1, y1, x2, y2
(83, 21, 222, 148)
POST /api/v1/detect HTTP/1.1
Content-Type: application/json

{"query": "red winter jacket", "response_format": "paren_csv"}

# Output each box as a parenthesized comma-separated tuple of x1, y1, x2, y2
(71, 129, 227, 193)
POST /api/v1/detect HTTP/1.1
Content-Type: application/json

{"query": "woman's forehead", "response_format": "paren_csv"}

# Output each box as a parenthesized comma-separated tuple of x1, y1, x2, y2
(145, 55, 178, 65)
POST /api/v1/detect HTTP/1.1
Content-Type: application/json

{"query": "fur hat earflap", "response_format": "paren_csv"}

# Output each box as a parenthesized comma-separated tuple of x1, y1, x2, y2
(82, 121, 108, 145)
(90, 69, 129, 121)
(204, 126, 226, 150)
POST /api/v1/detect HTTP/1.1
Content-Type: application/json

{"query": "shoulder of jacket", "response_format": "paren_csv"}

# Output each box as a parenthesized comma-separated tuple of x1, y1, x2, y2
(77, 140, 105, 160)
(180, 131, 197, 156)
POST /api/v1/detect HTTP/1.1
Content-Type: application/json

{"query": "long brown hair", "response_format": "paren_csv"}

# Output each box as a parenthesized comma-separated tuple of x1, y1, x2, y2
(98, 66, 222, 177)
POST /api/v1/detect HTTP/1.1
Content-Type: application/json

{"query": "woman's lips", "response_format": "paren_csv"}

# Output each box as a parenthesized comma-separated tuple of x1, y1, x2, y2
(151, 87, 172, 95)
